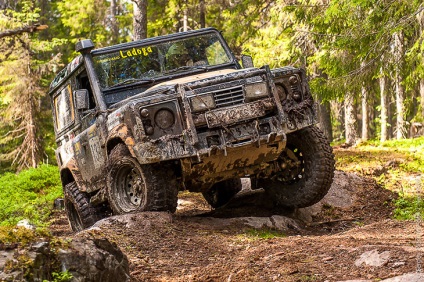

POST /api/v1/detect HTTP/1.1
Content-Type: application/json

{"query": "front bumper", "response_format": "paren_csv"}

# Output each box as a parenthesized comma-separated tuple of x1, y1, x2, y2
(133, 113, 286, 164)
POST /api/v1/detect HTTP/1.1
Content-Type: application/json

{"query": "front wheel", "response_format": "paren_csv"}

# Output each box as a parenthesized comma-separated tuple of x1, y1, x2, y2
(259, 126, 335, 208)
(106, 144, 178, 214)
(64, 182, 103, 231)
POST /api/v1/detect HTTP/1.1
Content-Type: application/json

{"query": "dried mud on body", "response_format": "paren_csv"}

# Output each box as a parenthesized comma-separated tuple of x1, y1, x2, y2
(50, 171, 422, 282)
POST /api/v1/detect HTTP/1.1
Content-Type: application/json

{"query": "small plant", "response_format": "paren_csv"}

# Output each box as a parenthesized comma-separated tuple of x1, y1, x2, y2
(354, 221, 365, 227)
(393, 196, 424, 220)
(44, 270, 73, 282)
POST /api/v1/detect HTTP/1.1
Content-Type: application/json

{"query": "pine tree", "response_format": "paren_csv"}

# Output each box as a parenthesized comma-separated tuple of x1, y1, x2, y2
(0, 1, 60, 171)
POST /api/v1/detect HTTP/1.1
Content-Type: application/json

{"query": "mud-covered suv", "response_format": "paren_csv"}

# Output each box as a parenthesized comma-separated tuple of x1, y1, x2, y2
(49, 28, 334, 231)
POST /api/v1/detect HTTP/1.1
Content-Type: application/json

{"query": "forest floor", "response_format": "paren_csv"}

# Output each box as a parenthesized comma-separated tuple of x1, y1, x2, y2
(49, 146, 424, 282)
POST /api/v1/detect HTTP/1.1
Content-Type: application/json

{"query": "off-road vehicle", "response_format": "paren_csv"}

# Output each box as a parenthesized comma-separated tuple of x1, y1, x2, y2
(49, 28, 335, 231)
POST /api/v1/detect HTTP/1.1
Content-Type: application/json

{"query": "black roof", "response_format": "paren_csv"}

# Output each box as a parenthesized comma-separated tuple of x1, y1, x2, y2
(49, 28, 223, 94)
(92, 28, 221, 55)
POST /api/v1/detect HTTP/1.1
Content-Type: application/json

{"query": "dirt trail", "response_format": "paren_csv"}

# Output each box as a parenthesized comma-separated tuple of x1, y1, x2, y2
(49, 171, 422, 282)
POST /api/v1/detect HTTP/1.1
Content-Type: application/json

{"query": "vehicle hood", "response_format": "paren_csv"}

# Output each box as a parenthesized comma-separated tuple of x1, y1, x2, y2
(109, 68, 258, 109)
(147, 68, 245, 91)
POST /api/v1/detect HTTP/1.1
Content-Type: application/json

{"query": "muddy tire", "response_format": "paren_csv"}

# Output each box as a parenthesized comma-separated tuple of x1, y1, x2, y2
(107, 144, 178, 214)
(259, 125, 334, 208)
(64, 181, 102, 232)
(203, 178, 243, 208)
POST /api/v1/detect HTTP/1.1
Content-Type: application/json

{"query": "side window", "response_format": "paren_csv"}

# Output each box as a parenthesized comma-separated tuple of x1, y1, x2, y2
(54, 84, 74, 131)
(76, 71, 96, 111)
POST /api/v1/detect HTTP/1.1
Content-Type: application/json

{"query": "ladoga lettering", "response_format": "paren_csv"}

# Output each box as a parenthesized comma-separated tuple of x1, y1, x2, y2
(120, 47, 153, 58)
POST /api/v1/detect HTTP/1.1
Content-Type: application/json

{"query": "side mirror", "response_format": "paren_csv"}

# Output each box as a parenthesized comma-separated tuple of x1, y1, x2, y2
(241, 55, 254, 68)
(74, 89, 89, 111)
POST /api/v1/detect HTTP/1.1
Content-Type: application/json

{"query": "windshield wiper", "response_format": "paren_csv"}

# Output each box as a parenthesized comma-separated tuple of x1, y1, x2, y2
(164, 65, 209, 75)
(110, 78, 155, 88)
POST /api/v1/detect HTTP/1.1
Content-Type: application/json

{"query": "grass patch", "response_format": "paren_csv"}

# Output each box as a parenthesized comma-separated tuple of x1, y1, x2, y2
(242, 228, 286, 239)
(333, 137, 424, 221)
(334, 137, 424, 194)
(0, 164, 62, 228)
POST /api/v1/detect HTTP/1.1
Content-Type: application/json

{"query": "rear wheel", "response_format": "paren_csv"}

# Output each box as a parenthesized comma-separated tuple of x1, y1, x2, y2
(202, 178, 243, 208)
(64, 181, 102, 231)
(259, 126, 335, 208)
(107, 144, 178, 214)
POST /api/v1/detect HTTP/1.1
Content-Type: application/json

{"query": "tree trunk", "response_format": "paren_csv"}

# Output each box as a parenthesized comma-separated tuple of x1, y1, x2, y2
(393, 31, 406, 140)
(110, 0, 119, 43)
(330, 100, 344, 141)
(317, 101, 333, 142)
(421, 79, 424, 118)
(387, 85, 394, 139)
(344, 91, 359, 146)
(380, 68, 388, 142)
(418, 10, 424, 118)
(133, 0, 147, 40)
(360, 61, 369, 141)
(199, 0, 206, 28)
(361, 83, 368, 141)
(28, 95, 38, 168)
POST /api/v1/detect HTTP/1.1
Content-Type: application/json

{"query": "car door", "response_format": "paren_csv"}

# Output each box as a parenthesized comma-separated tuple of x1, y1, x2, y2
(72, 68, 107, 192)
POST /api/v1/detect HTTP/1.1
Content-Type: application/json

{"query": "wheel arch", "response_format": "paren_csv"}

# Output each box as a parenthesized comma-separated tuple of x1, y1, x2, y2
(60, 158, 88, 192)
(107, 124, 136, 157)
(60, 168, 74, 187)
(107, 137, 126, 156)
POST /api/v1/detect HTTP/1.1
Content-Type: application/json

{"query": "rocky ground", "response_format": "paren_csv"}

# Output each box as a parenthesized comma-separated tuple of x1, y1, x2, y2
(47, 170, 424, 282)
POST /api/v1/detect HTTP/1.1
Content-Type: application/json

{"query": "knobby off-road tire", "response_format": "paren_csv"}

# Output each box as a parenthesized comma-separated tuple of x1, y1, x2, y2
(107, 143, 178, 214)
(64, 181, 103, 232)
(203, 178, 243, 208)
(260, 125, 335, 208)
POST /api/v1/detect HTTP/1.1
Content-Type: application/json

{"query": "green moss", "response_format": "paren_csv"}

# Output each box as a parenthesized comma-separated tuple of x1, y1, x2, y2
(0, 164, 62, 227)
(0, 226, 50, 246)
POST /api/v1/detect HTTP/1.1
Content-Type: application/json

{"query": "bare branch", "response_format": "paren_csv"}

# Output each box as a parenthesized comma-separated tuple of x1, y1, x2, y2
(0, 24, 48, 40)
(1, 127, 26, 138)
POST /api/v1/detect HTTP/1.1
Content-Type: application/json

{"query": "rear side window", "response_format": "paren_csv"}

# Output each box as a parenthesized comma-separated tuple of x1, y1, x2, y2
(54, 84, 75, 131)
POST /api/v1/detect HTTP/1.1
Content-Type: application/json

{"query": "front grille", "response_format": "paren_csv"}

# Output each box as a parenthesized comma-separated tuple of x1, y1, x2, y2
(213, 86, 244, 108)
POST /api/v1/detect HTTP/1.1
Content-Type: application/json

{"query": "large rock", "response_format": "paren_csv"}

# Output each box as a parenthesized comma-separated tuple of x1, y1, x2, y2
(231, 171, 364, 224)
(337, 273, 424, 282)
(57, 237, 130, 282)
(381, 272, 424, 282)
(295, 170, 360, 223)
(354, 249, 391, 267)
(0, 236, 129, 282)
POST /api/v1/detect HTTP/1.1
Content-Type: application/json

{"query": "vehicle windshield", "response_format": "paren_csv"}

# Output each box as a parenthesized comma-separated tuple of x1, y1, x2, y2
(93, 32, 232, 89)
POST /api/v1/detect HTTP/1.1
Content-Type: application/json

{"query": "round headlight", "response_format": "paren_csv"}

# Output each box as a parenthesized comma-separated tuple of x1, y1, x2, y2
(155, 109, 175, 129)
